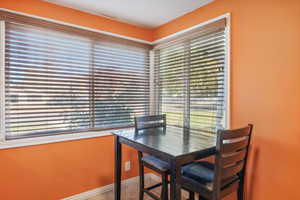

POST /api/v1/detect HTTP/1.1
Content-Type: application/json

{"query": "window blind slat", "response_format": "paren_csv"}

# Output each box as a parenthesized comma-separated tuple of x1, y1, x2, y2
(5, 21, 150, 139)
(157, 42, 224, 65)
(155, 25, 227, 133)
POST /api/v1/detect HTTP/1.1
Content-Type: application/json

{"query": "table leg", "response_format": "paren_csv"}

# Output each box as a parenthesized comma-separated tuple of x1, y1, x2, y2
(114, 135, 122, 200)
(170, 160, 182, 200)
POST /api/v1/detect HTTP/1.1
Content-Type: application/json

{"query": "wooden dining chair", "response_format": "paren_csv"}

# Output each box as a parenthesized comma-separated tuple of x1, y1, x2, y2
(134, 114, 169, 200)
(182, 124, 253, 200)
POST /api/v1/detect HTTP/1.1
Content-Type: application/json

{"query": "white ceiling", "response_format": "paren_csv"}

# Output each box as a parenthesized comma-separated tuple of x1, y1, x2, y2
(44, 0, 214, 28)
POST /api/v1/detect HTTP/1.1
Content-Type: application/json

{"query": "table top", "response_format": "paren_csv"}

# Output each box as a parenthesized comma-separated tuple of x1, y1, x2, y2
(112, 126, 217, 158)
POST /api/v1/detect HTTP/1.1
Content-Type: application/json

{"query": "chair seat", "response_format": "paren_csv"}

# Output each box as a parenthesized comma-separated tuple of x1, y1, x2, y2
(142, 155, 170, 171)
(182, 161, 214, 184)
(182, 161, 239, 191)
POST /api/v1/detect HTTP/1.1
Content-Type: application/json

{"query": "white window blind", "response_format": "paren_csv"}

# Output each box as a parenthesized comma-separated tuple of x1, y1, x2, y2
(4, 22, 150, 140)
(92, 40, 150, 128)
(154, 19, 228, 134)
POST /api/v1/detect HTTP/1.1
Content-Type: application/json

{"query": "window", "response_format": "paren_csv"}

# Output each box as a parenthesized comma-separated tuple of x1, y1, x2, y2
(154, 19, 229, 134)
(3, 21, 150, 140)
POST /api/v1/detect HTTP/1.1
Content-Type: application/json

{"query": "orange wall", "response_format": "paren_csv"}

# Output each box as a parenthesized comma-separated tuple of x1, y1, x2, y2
(0, 0, 153, 41)
(0, 136, 139, 200)
(154, 0, 300, 199)
(0, 1, 149, 199)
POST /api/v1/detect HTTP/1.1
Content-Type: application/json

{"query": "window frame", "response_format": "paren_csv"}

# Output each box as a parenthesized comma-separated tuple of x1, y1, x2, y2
(152, 13, 231, 132)
(0, 11, 230, 149)
(0, 10, 151, 149)
(0, 20, 5, 144)
(0, 22, 147, 148)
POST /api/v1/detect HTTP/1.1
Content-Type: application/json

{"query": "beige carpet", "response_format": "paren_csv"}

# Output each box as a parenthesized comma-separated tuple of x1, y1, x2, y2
(85, 175, 189, 200)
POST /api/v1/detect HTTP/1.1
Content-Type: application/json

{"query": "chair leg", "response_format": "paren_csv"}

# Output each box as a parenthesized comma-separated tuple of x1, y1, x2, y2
(198, 195, 206, 200)
(161, 172, 169, 200)
(189, 191, 195, 200)
(237, 183, 244, 200)
(238, 175, 245, 200)
(138, 152, 144, 200)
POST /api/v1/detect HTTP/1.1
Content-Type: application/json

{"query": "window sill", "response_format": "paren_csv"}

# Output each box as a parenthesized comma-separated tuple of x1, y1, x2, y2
(0, 130, 118, 149)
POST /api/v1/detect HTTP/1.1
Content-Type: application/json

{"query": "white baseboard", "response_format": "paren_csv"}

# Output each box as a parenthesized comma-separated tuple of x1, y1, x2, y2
(61, 173, 157, 200)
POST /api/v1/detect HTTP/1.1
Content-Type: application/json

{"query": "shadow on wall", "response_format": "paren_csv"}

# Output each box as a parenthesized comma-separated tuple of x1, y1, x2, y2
(95, 145, 139, 186)
(246, 145, 260, 200)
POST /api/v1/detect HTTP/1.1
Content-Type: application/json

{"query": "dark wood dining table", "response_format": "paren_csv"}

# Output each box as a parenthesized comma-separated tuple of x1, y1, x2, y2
(112, 126, 217, 200)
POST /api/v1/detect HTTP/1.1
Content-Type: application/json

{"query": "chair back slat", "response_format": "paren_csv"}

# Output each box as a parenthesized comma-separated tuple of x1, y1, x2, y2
(220, 181, 239, 198)
(136, 115, 165, 122)
(222, 138, 249, 154)
(221, 126, 251, 139)
(138, 122, 165, 130)
(221, 161, 245, 180)
(212, 124, 253, 200)
(221, 149, 247, 166)
(134, 114, 166, 131)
